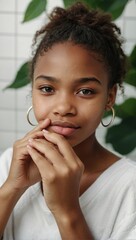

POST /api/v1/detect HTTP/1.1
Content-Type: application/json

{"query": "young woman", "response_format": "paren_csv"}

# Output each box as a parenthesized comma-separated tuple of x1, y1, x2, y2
(0, 2, 136, 240)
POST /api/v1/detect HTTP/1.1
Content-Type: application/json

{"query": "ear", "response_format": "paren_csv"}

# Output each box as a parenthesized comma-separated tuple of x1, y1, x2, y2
(105, 84, 117, 110)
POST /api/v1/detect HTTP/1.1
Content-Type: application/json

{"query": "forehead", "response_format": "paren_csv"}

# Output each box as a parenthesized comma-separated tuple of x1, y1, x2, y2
(34, 42, 108, 83)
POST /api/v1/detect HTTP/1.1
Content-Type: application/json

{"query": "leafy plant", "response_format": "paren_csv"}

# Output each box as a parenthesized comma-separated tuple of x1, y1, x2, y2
(5, 0, 136, 155)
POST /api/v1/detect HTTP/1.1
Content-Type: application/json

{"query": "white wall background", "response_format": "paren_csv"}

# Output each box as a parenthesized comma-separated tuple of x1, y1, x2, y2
(0, 0, 136, 158)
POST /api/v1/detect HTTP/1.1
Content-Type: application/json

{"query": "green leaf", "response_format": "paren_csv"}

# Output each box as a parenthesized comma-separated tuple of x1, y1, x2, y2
(5, 62, 31, 89)
(125, 68, 136, 87)
(62, 0, 128, 19)
(105, 117, 136, 154)
(129, 45, 136, 68)
(103, 98, 136, 119)
(23, 0, 47, 23)
(114, 98, 136, 118)
(104, 0, 129, 20)
(63, 0, 77, 8)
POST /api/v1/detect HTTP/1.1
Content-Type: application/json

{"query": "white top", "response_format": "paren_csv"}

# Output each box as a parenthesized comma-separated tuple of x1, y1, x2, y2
(1, 148, 136, 240)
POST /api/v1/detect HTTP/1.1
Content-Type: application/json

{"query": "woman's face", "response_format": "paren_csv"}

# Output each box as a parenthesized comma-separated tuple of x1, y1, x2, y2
(32, 42, 116, 147)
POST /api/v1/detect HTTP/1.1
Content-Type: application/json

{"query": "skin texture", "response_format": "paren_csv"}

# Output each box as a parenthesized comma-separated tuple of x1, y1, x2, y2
(0, 42, 119, 240)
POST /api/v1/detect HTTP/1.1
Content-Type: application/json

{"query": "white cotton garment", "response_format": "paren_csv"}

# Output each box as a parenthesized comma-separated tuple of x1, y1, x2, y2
(1, 148, 136, 240)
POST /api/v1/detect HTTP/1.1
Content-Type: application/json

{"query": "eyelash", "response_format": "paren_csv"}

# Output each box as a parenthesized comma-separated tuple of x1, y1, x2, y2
(39, 86, 95, 97)
(76, 88, 95, 96)
(39, 86, 54, 94)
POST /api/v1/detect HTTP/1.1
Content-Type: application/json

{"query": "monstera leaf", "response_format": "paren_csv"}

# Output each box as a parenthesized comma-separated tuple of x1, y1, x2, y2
(106, 117, 136, 154)
(63, 0, 129, 19)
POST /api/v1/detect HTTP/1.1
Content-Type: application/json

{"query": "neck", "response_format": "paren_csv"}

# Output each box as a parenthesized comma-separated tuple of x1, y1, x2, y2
(73, 133, 99, 165)
(73, 133, 119, 174)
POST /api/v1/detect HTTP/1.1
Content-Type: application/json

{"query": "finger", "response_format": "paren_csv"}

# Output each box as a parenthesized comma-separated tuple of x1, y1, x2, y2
(28, 138, 66, 167)
(43, 130, 77, 159)
(25, 118, 51, 139)
(42, 131, 82, 168)
(27, 145, 54, 178)
(34, 118, 51, 132)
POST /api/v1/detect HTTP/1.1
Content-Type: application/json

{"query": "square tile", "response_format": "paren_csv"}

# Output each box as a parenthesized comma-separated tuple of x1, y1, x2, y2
(0, 0, 15, 12)
(0, 59, 16, 81)
(0, 14, 15, 34)
(0, 36, 15, 58)
(0, 82, 16, 109)
(0, 109, 16, 131)
(17, 35, 33, 58)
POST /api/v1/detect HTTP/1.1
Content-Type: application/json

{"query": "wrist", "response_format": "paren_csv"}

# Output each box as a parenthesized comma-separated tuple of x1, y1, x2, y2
(1, 180, 27, 202)
(53, 206, 93, 240)
(53, 204, 83, 227)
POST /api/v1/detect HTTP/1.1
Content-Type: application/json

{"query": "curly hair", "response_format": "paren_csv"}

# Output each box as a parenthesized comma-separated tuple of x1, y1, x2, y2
(30, 2, 126, 89)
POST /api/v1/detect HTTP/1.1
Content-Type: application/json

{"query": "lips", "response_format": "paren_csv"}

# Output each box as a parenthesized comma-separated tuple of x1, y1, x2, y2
(49, 120, 80, 137)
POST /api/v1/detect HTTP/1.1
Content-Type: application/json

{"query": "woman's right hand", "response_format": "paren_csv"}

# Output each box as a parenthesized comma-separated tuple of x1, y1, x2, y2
(6, 118, 51, 192)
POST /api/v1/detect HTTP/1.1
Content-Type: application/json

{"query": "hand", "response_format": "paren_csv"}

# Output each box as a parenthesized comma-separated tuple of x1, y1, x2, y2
(6, 119, 51, 191)
(27, 130, 84, 217)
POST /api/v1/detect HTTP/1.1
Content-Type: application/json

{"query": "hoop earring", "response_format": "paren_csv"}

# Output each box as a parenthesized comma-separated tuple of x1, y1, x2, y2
(26, 106, 37, 126)
(101, 107, 115, 127)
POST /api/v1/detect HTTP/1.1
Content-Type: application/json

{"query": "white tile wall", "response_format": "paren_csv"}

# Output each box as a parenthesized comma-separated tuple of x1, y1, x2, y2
(0, 36, 15, 58)
(0, 0, 136, 159)
(0, 0, 16, 12)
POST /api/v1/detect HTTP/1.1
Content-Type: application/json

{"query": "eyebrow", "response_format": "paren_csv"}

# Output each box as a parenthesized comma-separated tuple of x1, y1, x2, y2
(35, 75, 101, 85)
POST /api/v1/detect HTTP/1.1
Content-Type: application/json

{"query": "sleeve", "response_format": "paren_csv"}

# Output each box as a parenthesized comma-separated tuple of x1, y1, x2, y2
(0, 148, 14, 240)
(0, 148, 13, 187)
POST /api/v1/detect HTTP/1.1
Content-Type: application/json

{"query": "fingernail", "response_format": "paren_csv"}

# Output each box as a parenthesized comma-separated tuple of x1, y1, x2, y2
(42, 129, 49, 134)
(27, 144, 32, 149)
(28, 138, 33, 143)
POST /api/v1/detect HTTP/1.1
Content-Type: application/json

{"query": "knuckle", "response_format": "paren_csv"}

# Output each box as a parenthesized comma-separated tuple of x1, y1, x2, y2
(71, 163, 79, 173)
(62, 166, 71, 177)
(47, 171, 56, 183)
(80, 161, 85, 173)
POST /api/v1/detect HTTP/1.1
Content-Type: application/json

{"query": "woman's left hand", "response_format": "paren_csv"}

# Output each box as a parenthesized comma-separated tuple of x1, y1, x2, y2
(27, 130, 84, 217)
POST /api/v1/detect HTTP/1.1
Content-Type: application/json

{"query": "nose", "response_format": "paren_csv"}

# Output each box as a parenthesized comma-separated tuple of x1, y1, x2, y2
(53, 94, 77, 117)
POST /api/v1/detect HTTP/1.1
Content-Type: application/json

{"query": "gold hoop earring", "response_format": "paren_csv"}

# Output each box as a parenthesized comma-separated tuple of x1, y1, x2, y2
(26, 106, 37, 126)
(101, 107, 115, 127)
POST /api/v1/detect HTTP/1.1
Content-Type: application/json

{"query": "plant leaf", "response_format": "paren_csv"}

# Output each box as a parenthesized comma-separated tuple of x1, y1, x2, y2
(105, 117, 136, 154)
(23, 0, 47, 23)
(103, 0, 129, 20)
(63, 0, 129, 19)
(114, 98, 136, 118)
(63, 0, 77, 8)
(125, 68, 136, 87)
(103, 98, 136, 119)
(129, 45, 136, 68)
(5, 62, 31, 89)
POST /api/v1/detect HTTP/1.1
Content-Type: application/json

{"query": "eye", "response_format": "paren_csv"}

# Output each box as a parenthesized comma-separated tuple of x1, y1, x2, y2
(77, 88, 95, 96)
(39, 86, 54, 94)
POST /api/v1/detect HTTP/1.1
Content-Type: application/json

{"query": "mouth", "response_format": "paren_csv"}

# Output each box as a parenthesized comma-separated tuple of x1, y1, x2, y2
(49, 120, 80, 137)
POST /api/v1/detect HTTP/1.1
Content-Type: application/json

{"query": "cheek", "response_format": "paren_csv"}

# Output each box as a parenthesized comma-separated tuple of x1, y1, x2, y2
(81, 100, 106, 121)
(32, 96, 49, 122)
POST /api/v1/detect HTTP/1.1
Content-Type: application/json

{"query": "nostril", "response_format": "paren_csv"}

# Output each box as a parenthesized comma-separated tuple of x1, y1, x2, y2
(53, 102, 77, 116)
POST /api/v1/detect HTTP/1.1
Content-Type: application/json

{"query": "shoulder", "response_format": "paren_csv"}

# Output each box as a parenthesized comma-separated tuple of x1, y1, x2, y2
(109, 156, 136, 182)
(106, 157, 136, 197)
(108, 156, 136, 175)
(118, 157, 136, 176)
